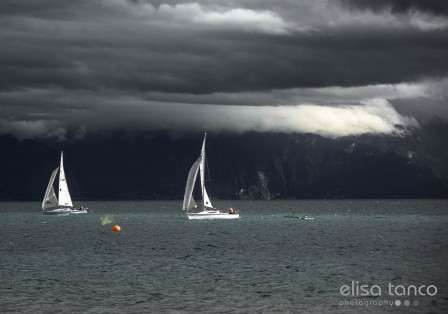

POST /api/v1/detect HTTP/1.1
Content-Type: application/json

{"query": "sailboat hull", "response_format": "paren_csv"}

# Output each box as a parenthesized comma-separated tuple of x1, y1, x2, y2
(42, 207, 88, 215)
(187, 212, 240, 220)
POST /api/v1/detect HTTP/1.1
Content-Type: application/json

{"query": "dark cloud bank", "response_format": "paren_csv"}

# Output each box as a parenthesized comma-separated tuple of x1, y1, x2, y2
(1, 1, 447, 138)
(339, 0, 448, 16)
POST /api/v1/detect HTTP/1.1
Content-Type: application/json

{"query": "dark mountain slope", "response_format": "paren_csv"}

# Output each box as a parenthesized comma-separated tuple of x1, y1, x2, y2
(0, 130, 447, 200)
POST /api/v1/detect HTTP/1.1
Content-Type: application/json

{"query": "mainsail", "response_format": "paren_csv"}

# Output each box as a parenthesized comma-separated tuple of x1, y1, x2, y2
(200, 134, 213, 209)
(42, 167, 59, 210)
(58, 151, 73, 207)
(182, 157, 201, 211)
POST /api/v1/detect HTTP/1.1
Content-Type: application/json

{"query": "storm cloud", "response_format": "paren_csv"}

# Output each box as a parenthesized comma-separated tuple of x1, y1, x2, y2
(339, 0, 448, 16)
(0, 0, 447, 139)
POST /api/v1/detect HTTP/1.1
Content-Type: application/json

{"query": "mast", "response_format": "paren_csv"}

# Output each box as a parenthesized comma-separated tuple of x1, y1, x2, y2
(200, 133, 207, 209)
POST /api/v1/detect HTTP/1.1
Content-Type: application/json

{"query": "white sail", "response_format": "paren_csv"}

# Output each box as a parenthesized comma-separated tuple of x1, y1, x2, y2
(201, 175, 213, 208)
(58, 151, 73, 207)
(200, 133, 213, 209)
(189, 196, 197, 209)
(42, 167, 59, 210)
(182, 157, 201, 211)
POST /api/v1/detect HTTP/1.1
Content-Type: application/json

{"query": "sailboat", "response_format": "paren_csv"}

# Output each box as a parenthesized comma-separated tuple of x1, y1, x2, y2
(182, 133, 239, 220)
(41, 151, 88, 215)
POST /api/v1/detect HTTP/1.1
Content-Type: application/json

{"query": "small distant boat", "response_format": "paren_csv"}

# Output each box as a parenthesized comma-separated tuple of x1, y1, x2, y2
(285, 215, 315, 220)
(182, 133, 239, 220)
(41, 151, 89, 215)
(299, 215, 315, 220)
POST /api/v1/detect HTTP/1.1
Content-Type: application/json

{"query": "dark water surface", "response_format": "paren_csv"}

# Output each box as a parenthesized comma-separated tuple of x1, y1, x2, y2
(1, 200, 447, 313)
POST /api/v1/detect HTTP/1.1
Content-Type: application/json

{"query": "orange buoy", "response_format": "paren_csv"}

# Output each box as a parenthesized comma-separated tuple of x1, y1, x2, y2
(112, 225, 121, 232)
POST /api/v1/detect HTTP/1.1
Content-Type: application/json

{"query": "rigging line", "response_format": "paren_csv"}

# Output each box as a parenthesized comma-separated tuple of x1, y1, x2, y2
(66, 157, 81, 199)
(205, 152, 213, 199)
(205, 157, 212, 181)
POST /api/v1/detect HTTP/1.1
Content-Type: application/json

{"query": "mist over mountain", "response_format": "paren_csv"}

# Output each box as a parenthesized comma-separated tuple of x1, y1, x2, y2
(1, 127, 447, 201)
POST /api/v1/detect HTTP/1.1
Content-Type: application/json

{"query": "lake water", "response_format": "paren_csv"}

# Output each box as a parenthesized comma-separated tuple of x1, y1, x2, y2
(1, 200, 447, 313)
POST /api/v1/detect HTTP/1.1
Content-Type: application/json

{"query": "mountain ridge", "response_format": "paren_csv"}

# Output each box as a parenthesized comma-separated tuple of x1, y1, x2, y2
(0, 128, 447, 201)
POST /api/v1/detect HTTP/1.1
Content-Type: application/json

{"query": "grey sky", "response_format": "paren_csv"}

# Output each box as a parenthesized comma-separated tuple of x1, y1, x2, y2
(0, 0, 447, 139)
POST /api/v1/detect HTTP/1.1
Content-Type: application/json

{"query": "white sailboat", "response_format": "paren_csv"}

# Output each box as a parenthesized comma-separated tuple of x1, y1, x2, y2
(42, 151, 88, 215)
(182, 133, 239, 220)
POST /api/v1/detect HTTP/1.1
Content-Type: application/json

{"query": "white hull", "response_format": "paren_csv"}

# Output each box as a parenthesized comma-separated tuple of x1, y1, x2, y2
(187, 211, 240, 220)
(42, 208, 88, 215)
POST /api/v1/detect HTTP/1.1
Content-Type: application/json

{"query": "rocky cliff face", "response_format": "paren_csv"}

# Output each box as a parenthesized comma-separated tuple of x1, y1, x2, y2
(1, 128, 447, 200)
